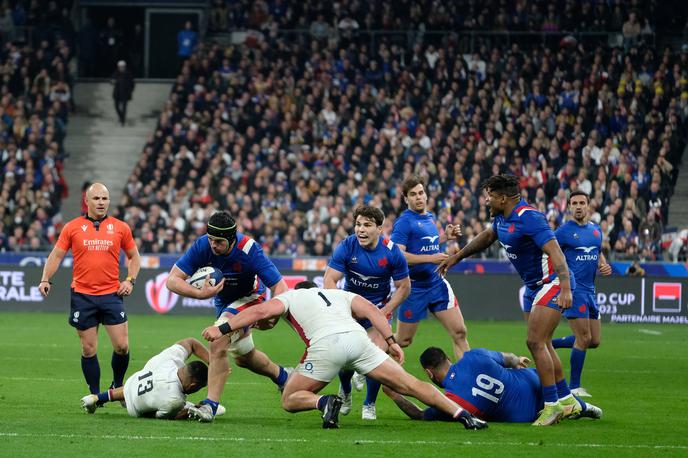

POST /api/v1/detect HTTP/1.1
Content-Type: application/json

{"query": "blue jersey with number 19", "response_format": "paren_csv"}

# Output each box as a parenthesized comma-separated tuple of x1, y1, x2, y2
(442, 349, 542, 422)
(328, 235, 409, 305)
(391, 209, 442, 288)
(555, 221, 602, 294)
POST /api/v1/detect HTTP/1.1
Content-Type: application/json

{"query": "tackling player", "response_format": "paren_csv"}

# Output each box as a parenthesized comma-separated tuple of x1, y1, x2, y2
(438, 174, 582, 426)
(384, 347, 602, 423)
(551, 191, 612, 397)
(165, 211, 289, 422)
(390, 175, 468, 359)
(81, 338, 220, 419)
(323, 205, 410, 420)
(201, 281, 487, 431)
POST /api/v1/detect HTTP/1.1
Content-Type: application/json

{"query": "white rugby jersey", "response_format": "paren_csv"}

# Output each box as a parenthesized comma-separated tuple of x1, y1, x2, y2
(124, 344, 187, 418)
(275, 288, 367, 345)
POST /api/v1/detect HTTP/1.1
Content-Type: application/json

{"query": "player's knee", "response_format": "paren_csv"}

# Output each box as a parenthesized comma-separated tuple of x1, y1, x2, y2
(450, 325, 467, 343)
(396, 334, 413, 348)
(234, 353, 251, 368)
(526, 339, 544, 353)
(113, 343, 129, 354)
(281, 395, 297, 412)
(81, 342, 97, 357)
(588, 339, 600, 349)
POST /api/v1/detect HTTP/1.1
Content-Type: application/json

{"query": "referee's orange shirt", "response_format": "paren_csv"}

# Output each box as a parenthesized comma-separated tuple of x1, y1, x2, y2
(56, 216, 136, 295)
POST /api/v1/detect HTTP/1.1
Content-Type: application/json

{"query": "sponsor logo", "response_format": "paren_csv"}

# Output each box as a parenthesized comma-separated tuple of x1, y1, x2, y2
(575, 246, 597, 253)
(81, 225, 87, 232)
(0, 271, 43, 302)
(653, 282, 682, 313)
(350, 270, 381, 288)
(378, 257, 388, 267)
(82, 239, 114, 251)
(419, 244, 440, 252)
(593, 229, 600, 237)
(421, 235, 439, 243)
(500, 241, 517, 260)
(350, 256, 358, 264)
(508, 223, 515, 233)
(145, 273, 178, 314)
(574, 246, 598, 261)
(73, 311, 79, 322)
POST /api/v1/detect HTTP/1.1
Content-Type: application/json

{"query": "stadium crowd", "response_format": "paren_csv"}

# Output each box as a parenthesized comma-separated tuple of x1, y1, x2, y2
(114, 22, 687, 261)
(0, 0, 75, 252)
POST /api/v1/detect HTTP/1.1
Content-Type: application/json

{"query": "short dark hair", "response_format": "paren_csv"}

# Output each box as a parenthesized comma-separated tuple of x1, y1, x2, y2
(568, 190, 590, 203)
(186, 361, 208, 393)
(353, 205, 385, 226)
(481, 174, 520, 197)
(401, 175, 425, 197)
(295, 280, 317, 289)
(419, 347, 449, 370)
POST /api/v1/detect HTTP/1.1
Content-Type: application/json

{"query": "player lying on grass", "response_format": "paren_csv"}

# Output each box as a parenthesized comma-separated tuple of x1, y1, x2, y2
(200, 281, 487, 430)
(384, 347, 602, 423)
(81, 338, 225, 419)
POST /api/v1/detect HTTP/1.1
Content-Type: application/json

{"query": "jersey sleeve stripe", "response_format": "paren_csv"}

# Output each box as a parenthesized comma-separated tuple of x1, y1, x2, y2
(445, 391, 484, 418)
(516, 205, 537, 216)
(237, 237, 254, 254)
(382, 238, 395, 250)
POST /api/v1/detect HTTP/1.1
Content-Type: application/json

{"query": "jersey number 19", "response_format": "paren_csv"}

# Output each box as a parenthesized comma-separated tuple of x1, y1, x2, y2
(471, 373, 504, 403)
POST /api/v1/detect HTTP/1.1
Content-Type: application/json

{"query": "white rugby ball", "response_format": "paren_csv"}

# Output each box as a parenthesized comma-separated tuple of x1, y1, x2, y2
(189, 266, 223, 289)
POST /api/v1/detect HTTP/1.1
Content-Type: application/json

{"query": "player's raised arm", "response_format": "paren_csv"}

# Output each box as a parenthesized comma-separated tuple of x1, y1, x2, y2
(39, 245, 68, 297)
(166, 265, 224, 300)
(350, 295, 404, 364)
(202, 298, 286, 342)
(541, 239, 573, 309)
(176, 337, 210, 364)
(437, 226, 498, 276)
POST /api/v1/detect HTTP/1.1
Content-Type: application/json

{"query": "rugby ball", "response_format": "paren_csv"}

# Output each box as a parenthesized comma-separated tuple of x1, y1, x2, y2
(189, 266, 223, 289)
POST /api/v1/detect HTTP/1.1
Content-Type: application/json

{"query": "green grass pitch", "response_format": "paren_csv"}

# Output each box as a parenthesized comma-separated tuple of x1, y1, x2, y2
(0, 312, 686, 457)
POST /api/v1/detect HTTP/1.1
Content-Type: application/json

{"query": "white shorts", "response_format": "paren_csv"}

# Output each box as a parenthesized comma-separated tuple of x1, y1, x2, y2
(297, 331, 390, 382)
(214, 316, 255, 358)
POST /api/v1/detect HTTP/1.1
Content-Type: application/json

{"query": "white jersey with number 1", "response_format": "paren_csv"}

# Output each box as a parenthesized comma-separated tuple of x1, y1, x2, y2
(123, 344, 187, 418)
(275, 288, 365, 344)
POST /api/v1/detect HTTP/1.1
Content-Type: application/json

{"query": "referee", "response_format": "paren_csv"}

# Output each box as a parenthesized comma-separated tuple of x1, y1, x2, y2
(40, 183, 141, 396)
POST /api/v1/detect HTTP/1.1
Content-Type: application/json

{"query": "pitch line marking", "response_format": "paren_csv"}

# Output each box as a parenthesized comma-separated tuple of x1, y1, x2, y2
(0, 432, 686, 450)
(638, 329, 663, 335)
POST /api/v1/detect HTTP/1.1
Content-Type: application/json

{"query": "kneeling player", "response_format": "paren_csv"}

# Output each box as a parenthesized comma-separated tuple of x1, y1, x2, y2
(200, 281, 487, 430)
(81, 338, 222, 419)
(384, 347, 602, 423)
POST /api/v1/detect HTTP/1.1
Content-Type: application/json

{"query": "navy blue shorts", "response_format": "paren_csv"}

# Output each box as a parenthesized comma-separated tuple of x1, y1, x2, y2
(69, 290, 127, 330)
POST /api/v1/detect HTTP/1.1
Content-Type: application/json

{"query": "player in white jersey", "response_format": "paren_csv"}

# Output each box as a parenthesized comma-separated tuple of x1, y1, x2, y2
(198, 281, 487, 430)
(80, 338, 214, 419)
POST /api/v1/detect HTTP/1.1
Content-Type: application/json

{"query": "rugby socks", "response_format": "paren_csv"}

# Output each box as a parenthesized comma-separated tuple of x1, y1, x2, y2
(542, 384, 558, 404)
(569, 348, 587, 389)
(81, 355, 101, 394)
(556, 378, 572, 398)
(317, 395, 332, 411)
(201, 398, 219, 415)
(274, 366, 289, 386)
(572, 394, 587, 411)
(111, 351, 130, 388)
(339, 370, 354, 395)
(552, 335, 575, 348)
(364, 376, 381, 406)
(97, 389, 114, 404)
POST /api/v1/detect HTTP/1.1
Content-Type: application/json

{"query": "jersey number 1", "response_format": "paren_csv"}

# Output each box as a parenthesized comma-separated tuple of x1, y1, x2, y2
(318, 292, 332, 306)
(471, 373, 504, 403)
(137, 371, 154, 396)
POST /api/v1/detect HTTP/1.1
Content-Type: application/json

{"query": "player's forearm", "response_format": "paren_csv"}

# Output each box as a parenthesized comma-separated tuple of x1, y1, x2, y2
(270, 279, 288, 296)
(126, 252, 141, 280)
(322, 269, 341, 289)
(454, 229, 496, 262)
(403, 252, 436, 266)
(190, 339, 210, 364)
(549, 251, 572, 290)
(386, 280, 410, 312)
(166, 276, 203, 299)
(391, 394, 425, 420)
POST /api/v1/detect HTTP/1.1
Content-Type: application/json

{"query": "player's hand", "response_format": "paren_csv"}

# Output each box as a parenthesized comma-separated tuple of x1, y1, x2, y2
(554, 288, 573, 309)
(457, 410, 488, 430)
(380, 306, 394, 320)
(117, 280, 134, 297)
(202, 325, 223, 342)
(429, 253, 449, 265)
(598, 263, 612, 276)
(445, 223, 462, 240)
(436, 254, 458, 276)
(388, 343, 405, 365)
(517, 356, 531, 368)
(195, 277, 225, 300)
(38, 281, 52, 297)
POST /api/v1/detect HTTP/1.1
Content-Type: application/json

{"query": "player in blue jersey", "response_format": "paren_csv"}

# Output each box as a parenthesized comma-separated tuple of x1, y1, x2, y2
(438, 174, 584, 426)
(165, 211, 289, 422)
(323, 205, 411, 420)
(384, 347, 602, 423)
(390, 175, 468, 360)
(550, 191, 612, 397)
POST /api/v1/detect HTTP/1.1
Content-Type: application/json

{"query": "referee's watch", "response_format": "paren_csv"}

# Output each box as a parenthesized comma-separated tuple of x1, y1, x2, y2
(125, 276, 137, 285)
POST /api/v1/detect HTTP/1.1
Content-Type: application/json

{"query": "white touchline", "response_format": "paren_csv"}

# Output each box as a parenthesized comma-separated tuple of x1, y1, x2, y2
(0, 433, 686, 450)
(638, 329, 663, 335)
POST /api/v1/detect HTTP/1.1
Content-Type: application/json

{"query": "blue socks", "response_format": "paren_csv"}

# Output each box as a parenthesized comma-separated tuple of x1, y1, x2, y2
(317, 395, 332, 411)
(201, 398, 219, 415)
(339, 370, 354, 395)
(274, 366, 289, 386)
(572, 394, 587, 411)
(569, 348, 587, 389)
(556, 378, 572, 398)
(543, 384, 558, 404)
(364, 376, 381, 406)
(81, 355, 100, 394)
(97, 390, 111, 404)
(552, 335, 576, 348)
(111, 352, 129, 388)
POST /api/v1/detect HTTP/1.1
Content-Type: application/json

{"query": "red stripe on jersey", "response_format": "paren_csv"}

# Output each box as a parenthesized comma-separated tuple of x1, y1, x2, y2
(535, 284, 561, 306)
(515, 205, 536, 216)
(382, 238, 390, 246)
(299, 349, 309, 364)
(286, 311, 310, 346)
(237, 236, 250, 250)
(233, 294, 266, 312)
(445, 391, 484, 418)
